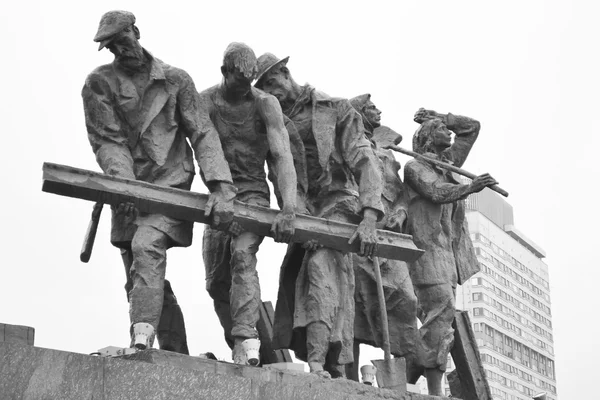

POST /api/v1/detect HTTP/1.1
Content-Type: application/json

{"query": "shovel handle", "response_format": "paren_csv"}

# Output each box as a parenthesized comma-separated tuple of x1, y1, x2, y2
(80, 202, 103, 263)
(373, 256, 392, 361)
(386, 145, 509, 198)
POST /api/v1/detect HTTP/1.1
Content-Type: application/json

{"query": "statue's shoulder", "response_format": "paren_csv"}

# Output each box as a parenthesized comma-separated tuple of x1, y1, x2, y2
(313, 90, 352, 113)
(252, 86, 271, 99)
(159, 60, 193, 84)
(372, 126, 403, 148)
(405, 157, 428, 173)
(85, 64, 113, 84)
(198, 84, 220, 99)
(313, 88, 333, 103)
(82, 64, 117, 98)
(252, 87, 280, 108)
(196, 84, 220, 115)
(404, 158, 418, 170)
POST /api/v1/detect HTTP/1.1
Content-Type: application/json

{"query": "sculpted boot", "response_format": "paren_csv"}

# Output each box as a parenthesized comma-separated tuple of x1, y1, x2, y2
(404, 353, 424, 384)
(242, 338, 261, 366)
(129, 287, 163, 350)
(232, 337, 248, 365)
(425, 368, 444, 396)
(307, 322, 331, 379)
(324, 363, 345, 379)
(132, 322, 155, 350)
(157, 280, 189, 354)
(232, 337, 261, 366)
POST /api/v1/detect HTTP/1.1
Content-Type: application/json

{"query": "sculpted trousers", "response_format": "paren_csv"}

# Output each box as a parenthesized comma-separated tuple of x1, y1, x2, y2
(123, 249, 188, 354)
(345, 258, 418, 381)
(302, 247, 355, 365)
(353, 257, 418, 355)
(414, 283, 456, 371)
(128, 226, 170, 339)
(294, 195, 358, 367)
(294, 205, 356, 366)
(204, 227, 264, 345)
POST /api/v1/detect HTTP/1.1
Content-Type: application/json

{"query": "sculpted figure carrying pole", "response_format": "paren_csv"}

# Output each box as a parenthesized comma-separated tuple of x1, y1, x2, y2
(200, 43, 297, 365)
(404, 108, 498, 395)
(347, 94, 419, 382)
(82, 10, 236, 350)
(256, 54, 384, 378)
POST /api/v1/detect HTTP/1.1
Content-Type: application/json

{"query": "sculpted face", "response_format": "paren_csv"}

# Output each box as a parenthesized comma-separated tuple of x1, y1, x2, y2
(259, 69, 293, 102)
(106, 28, 145, 69)
(362, 100, 382, 128)
(223, 67, 253, 96)
(432, 124, 452, 148)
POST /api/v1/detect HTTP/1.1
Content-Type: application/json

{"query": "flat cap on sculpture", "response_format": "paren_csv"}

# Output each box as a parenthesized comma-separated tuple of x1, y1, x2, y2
(93, 10, 136, 50)
(255, 53, 289, 87)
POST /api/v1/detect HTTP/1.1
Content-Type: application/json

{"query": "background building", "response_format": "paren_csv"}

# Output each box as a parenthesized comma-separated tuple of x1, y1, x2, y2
(442, 188, 557, 399)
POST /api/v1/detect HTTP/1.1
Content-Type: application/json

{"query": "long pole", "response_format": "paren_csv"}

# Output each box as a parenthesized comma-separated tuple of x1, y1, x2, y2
(373, 256, 391, 361)
(386, 145, 509, 198)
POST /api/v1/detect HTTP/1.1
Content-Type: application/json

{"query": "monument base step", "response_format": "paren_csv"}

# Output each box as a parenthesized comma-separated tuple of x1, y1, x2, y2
(0, 341, 457, 399)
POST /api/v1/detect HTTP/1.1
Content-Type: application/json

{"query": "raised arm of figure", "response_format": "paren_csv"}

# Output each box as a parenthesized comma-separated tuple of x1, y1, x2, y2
(413, 108, 481, 169)
(442, 113, 480, 169)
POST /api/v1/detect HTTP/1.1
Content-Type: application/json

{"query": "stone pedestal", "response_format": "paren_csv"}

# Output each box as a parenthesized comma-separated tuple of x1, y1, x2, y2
(0, 323, 35, 346)
(0, 341, 459, 399)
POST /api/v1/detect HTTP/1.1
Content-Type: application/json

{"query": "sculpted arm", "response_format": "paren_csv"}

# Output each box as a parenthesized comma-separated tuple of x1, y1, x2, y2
(441, 113, 480, 168)
(382, 152, 408, 232)
(178, 75, 236, 229)
(260, 96, 297, 214)
(386, 187, 409, 233)
(82, 73, 135, 179)
(260, 95, 297, 243)
(338, 101, 384, 256)
(177, 75, 233, 188)
(414, 109, 480, 168)
(390, 190, 408, 219)
(404, 161, 473, 204)
(338, 102, 385, 219)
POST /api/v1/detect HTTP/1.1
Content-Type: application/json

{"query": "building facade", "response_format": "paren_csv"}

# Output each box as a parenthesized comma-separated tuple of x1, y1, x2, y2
(447, 188, 557, 399)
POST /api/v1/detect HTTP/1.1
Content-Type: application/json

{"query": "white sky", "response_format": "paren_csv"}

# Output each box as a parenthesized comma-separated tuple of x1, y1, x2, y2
(1, 0, 597, 397)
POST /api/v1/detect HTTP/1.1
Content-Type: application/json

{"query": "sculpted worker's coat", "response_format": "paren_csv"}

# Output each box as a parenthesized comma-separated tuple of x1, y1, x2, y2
(82, 51, 232, 246)
(404, 114, 481, 287)
(300, 88, 383, 212)
(352, 126, 417, 359)
(272, 86, 384, 364)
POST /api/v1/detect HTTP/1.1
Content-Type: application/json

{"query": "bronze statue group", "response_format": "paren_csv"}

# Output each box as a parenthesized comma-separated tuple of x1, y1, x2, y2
(82, 11, 499, 396)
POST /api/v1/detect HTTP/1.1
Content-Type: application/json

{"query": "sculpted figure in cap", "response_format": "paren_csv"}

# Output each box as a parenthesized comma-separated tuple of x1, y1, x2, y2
(346, 94, 419, 383)
(199, 43, 297, 365)
(82, 10, 236, 351)
(256, 54, 384, 378)
(404, 108, 497, 395)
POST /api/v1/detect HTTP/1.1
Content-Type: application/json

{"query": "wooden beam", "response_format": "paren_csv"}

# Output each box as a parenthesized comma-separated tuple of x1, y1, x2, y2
(257, 301, 292, 364)
(42, 162, 424, 262)
(450, 310, 493, 400)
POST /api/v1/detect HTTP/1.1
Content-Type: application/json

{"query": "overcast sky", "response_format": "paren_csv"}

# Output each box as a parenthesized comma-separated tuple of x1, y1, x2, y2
(1, 0, 597, 397)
